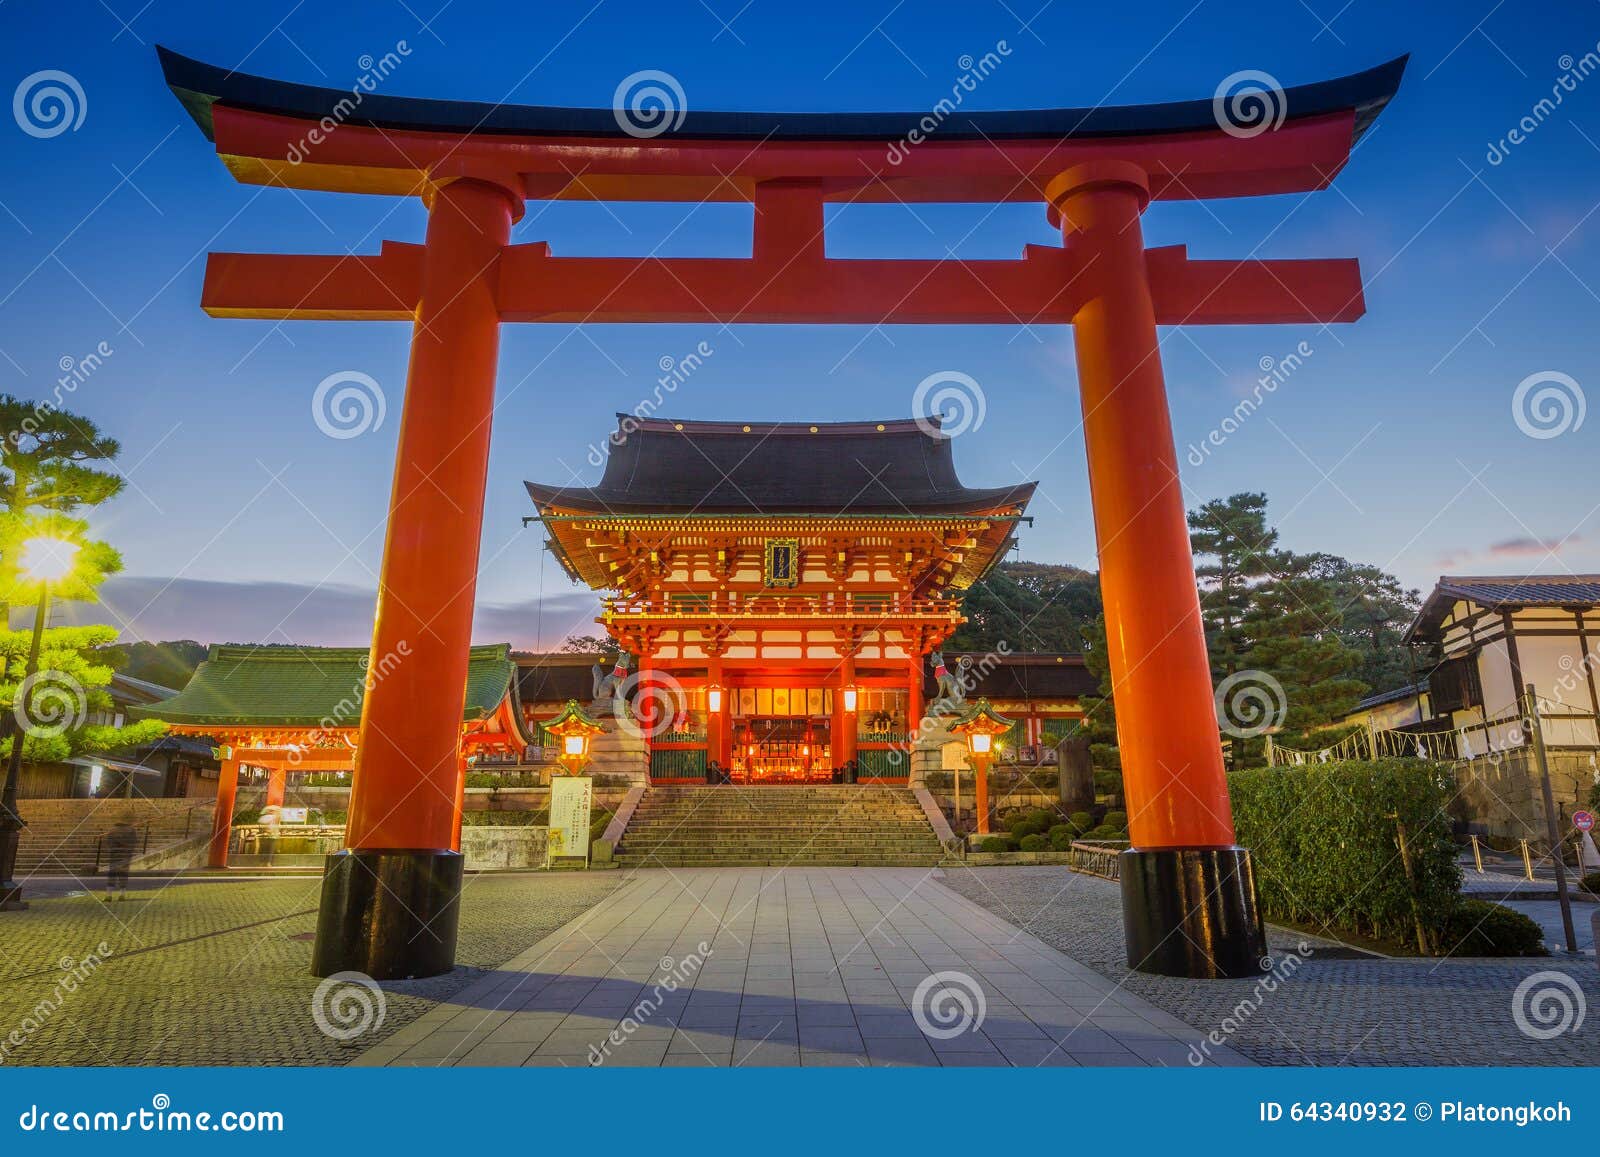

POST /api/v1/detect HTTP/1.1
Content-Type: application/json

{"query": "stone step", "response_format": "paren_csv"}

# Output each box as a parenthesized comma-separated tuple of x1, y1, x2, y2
(614, 782, 941, 867)
(614, 856, 946, 867)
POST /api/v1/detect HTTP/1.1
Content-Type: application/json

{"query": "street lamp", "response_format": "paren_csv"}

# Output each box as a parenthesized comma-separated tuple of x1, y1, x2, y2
(544, 699, 603, 777)
(1, 535, 81, 911)
(949, 697, 1013, 837)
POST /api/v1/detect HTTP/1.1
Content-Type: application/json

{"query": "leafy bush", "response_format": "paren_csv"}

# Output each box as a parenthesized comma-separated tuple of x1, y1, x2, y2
(1101, 810, 1127, 830)
(1049, 827, 1076, 852)
(1090, 744, 1121, 770)
(1084, 825, 1124, 841)
(462, 809, 545, 827)
(978, 836, 1016, 853)
(1048, 824, 1074, 843)
(1018, 833, 1048, 852)
(465, 771, 542, 789)
(1440, 900, 1546, 957)
(1582, 871, 1600, 896)
(1005, 811, 1052, 838)
(1229, 760, 1462, 948)
(1069, 811, 1095, 835)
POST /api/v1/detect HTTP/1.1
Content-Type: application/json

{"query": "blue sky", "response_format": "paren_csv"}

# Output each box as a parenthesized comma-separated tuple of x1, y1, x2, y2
(0, 0, 1596, 649)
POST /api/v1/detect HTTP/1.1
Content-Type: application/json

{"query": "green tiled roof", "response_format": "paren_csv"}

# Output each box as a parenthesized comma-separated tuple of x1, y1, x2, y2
(129, 643, 523, 730)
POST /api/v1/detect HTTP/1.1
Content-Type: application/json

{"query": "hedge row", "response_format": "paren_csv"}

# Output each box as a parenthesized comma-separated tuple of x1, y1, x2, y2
(1229, 759, 1463, 947)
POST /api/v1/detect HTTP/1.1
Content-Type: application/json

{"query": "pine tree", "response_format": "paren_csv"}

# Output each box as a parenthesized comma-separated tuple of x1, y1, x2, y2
(1301, 553, 1424, 695)
(1243, 550, 1368, 739)
(0, 396, 125, 619)
(1188, 493, 1277, 764)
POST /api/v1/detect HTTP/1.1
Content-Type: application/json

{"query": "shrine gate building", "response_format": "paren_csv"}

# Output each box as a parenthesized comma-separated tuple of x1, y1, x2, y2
(526, 414, 1036, 782)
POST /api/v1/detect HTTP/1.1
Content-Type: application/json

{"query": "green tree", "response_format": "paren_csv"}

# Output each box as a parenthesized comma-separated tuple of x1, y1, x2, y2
(1189, 493, 1277, 764)
(0, 396, 125, 620)
(2, 623, 166, 763)
(556, 634, 611, 654)
(116, 640, 209, 689)
(1243, 550, 1368, 739)
(1075, 610, 1117, 745)
(948, 561, 1101, 653)
(1302, 553, 1424, 695)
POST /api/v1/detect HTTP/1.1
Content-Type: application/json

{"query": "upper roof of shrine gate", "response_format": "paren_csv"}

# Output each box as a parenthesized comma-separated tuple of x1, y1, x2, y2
(157, 46, 1406, 205)
(525, 415, 1036, 516)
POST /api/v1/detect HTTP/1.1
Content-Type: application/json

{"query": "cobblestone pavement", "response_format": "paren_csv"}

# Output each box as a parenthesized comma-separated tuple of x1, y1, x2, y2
(0, 870, 620, 1066)
(360, 867, 1250, 1067)
(939, 865, 1600, 1067)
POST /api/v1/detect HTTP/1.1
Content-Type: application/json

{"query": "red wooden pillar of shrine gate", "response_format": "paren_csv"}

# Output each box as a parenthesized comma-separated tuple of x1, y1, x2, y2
(834, 654, 857, 774)
(906, 654, 925, 746)
(264, 768, 286, 810)
(208, 756, 240, 869)
(1048, 161, 1266, 979)
(707, 657, 725, 777)
(452, 751, 469, 853)
(311, 177, 519, 981)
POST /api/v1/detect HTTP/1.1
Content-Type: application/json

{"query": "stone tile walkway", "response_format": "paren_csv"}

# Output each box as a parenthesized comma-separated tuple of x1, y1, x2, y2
(0, 872, 620, 1066)
(941, 865, 1600, 1067)
(359, 867, 1248, 1068)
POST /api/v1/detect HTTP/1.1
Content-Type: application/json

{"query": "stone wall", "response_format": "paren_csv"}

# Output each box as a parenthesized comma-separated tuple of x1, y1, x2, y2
(459, 825, 549, 870)
(1450, 747, 1596, 843)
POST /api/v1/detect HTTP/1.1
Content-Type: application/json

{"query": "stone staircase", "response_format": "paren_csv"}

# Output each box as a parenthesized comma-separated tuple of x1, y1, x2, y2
(15, 798, 215, 877)
(613, 785, 948, 867)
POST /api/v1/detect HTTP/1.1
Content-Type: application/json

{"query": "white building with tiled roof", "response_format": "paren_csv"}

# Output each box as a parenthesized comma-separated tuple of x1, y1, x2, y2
(1405, 574, 1600, 753)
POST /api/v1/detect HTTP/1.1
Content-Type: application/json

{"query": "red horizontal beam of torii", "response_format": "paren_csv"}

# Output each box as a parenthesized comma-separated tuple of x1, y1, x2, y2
(157, 45, 1406, 981)
(200, 240, 1362, 326)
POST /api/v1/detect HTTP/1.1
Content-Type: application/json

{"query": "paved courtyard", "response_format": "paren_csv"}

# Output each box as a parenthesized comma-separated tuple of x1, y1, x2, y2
(0, 870, 621, 1066)
(360, 867, 1247, 1067)
(6, 864, 1596, 1068)
(941, 865, 1600, 1067)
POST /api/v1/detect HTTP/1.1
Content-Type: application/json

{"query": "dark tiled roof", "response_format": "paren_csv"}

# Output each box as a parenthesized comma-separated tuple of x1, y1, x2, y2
(922, 653, 1097, 702)
(159, 46, 1405, 147)
(526, 416, 1035, 517)
(110, 672, 179, 707)
(1406, 574, 1600, 643)
(1352, 682, 1426, 711)
(1437, 575, 1600, 606)
(515, 654, 597, 706)
(130, 644, 521, 727)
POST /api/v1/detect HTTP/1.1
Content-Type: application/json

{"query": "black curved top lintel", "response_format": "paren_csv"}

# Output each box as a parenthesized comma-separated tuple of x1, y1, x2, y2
(157, 45, 1406, 148)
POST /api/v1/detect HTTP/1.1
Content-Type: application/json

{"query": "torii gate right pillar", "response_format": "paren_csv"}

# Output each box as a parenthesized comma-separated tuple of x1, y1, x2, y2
(1049, 161, 1267, 979)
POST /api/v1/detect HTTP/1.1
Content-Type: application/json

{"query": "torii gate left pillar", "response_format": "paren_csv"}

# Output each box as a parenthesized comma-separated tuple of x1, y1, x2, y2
(311, 178, 519, 979)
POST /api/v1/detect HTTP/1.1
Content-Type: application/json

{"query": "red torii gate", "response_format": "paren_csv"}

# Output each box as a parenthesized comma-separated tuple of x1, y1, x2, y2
(159, 47, 1406, 980)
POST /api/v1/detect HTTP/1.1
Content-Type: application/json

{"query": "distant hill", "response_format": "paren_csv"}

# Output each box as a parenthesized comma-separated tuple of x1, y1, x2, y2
(117, 640, 210, 689)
